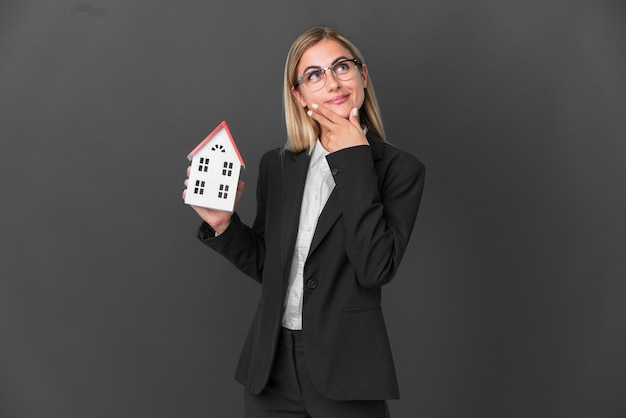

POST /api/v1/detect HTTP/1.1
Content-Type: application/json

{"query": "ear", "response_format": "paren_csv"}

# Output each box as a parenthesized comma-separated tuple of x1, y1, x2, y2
(360, 63, 369, 89)
(291, 86, 307, 108)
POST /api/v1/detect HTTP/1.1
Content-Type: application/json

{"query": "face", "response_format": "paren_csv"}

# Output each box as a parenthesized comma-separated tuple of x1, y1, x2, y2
(291, 39, 368, 119)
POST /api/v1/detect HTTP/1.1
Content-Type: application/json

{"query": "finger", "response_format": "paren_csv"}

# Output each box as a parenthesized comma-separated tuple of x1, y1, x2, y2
(187, 165, 191, 176)
(182, 189, 186, 199)
(307, 105, 341, 132)
(307, 108, 327, 128)
(234, 180, 245, 206)
(348, 107, 361, 129)
(310, 103, 344, 124)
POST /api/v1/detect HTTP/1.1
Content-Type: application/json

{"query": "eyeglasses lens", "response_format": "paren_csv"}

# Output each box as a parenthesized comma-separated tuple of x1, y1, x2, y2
(302, 60, 357, 91)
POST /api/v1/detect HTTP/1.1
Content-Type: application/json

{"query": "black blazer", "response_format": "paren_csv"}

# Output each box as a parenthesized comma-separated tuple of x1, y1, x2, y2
(199, 132, 425, 401)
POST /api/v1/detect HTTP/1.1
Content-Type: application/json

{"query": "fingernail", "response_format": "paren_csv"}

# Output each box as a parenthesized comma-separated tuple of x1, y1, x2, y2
(311, 103, 318, 110)
(352, 107, 358, 116)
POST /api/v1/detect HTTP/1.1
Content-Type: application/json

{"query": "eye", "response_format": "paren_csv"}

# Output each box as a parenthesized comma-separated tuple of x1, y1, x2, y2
(334, 61, 351, 73)
(305, 69, 323, 83)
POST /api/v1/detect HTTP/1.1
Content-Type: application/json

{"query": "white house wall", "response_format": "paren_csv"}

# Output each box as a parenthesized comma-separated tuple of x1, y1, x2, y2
(184, 128, 242, 211)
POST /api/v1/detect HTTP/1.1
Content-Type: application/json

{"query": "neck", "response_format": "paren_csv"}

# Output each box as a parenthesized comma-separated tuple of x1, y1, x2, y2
(319, 125, 333, 151)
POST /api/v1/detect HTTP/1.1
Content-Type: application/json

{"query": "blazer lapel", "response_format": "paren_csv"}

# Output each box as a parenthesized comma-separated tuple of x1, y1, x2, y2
(279, 150, 310, 275)
(308, 133, 385, 256)
(307, 190, 341, 255)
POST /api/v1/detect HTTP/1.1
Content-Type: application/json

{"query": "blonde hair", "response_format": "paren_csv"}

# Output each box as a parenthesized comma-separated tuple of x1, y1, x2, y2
(283, 27, 385, 153)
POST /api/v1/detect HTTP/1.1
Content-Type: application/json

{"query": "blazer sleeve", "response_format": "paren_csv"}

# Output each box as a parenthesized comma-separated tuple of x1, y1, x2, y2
(196, 150, 274, 283)
(325, 143, 425, 289)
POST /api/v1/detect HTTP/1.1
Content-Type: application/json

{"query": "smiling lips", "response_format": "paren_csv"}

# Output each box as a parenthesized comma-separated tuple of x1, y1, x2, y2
(326, 94, 349, 105)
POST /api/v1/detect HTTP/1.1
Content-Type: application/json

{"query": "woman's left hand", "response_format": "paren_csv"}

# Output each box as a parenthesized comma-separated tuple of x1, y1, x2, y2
(307, 103, 368, 152)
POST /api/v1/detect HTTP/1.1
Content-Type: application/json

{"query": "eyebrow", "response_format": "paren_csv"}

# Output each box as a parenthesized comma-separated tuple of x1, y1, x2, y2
(301, 56, 351, 74)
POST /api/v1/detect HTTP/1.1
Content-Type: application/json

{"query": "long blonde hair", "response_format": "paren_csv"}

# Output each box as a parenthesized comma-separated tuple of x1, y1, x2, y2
(283, 27, 385, 153)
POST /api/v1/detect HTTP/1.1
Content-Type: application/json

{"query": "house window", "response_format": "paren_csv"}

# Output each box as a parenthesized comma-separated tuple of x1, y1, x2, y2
(212, 144, 226, 153)
(218, 184, 229, 199)
(222, 162, 234, 176)
(198, 157, 209, 172)
(194, 180, 206, 195)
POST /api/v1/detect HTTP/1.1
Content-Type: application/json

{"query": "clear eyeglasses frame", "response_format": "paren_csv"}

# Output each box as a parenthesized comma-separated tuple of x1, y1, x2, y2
(294, 58, 363, 91)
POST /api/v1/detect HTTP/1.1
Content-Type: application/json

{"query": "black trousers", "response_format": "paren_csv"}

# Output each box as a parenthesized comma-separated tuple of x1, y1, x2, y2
(244, 328, 390, 418)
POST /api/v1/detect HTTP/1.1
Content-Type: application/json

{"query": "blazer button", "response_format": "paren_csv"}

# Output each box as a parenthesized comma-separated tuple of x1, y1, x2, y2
(306, 278, 318, 289)
(331, 168, 339, 176)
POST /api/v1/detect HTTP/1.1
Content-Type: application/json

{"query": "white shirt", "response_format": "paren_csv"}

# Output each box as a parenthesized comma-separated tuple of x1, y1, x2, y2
(282, 140, 335, 330)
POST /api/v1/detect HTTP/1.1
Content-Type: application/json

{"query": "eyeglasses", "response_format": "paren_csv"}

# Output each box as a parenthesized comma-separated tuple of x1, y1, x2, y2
(295, 58, 362, 91)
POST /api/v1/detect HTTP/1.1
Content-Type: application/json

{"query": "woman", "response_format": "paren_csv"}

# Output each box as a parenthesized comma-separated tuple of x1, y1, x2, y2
(184, 26, 425, 418)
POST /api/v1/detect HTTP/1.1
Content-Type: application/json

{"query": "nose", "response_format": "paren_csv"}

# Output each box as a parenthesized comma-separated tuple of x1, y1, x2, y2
(325, 69, 341, 91)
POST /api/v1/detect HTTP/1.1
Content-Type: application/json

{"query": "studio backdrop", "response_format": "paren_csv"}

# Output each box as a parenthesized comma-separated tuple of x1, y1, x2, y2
(1, 1, 625, 417)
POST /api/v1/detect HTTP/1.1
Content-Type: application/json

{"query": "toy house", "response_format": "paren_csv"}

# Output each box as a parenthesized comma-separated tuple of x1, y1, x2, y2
(185, 121, 245, 211)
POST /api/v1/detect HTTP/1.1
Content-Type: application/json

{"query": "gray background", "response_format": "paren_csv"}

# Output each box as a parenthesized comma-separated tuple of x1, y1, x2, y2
(1, 0, 625, 417)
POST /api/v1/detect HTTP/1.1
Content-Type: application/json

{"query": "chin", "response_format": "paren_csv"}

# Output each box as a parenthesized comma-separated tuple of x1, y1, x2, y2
(334, 106, 353, 119)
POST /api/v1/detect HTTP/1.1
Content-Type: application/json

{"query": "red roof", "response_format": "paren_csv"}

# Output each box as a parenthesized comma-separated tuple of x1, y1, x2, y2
(187, 121, 245, 167)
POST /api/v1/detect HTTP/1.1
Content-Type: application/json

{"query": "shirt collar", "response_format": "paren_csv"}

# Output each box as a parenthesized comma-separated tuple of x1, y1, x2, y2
(310, 139, 330, 167)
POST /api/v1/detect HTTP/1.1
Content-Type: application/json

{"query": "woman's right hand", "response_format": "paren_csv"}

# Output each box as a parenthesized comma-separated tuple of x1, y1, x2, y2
(183, 166, 245, 235)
